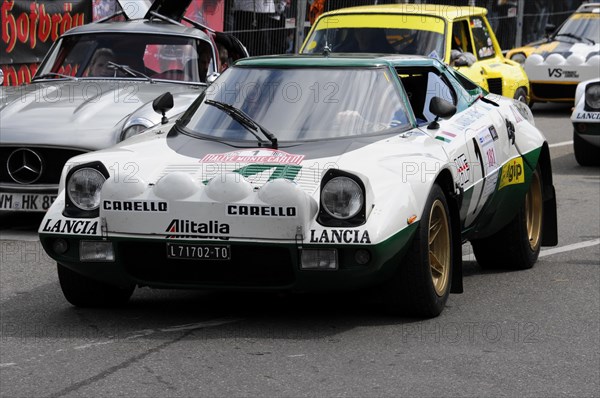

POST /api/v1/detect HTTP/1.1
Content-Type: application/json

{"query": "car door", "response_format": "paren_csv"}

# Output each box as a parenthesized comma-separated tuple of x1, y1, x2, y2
(451, 18, 487, 89)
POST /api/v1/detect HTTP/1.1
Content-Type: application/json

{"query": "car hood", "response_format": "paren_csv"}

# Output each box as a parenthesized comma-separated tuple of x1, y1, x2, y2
(524, 41, 600, 82)
(0, 80, 204, 150)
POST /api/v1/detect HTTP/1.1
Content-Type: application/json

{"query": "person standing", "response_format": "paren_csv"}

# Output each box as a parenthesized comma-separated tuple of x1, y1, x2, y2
(233, 0, 287, 55)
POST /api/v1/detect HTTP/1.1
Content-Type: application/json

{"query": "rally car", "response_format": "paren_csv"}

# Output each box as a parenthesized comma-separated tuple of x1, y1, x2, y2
(506, 3, 600, 104)
(39, 55, 557, 317)
(0, 0, 247, 213)
(571, 78, 600, 166)
(300, 4, 530, 103)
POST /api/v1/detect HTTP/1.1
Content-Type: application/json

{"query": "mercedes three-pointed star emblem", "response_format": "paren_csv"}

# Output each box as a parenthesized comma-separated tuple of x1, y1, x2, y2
(7, 148, 43, 184)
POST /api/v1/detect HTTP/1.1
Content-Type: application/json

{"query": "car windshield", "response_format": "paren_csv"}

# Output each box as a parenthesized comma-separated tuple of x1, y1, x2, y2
(180, 66, 410, 141)
(36, 33, 214, 82)
(555, 13, 599, 44)
(302, 14, 446, 60)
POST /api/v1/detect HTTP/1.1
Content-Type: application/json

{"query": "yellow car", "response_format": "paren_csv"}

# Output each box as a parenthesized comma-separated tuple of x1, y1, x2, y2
(506, 3, 600, 104)
(300, 4, 530, 103)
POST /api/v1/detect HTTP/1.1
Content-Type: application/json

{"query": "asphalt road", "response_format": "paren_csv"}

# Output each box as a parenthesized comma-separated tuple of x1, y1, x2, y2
(1, 103, 598, 398)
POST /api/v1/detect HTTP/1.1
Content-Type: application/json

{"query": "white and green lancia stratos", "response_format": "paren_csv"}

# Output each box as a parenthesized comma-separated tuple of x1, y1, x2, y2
(39, 55, 558, 317)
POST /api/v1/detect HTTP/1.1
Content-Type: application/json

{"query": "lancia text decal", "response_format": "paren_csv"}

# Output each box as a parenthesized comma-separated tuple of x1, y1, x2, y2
(309, 230, 371, 244)
(576, 112, 600, 120)
(41, 219, 99, 235)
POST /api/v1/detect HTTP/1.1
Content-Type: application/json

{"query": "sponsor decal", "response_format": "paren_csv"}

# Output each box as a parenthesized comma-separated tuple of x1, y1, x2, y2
(166, 219, 230, 240)
(41, 218, 99, 235)
(202, 149, 304, 165)
(309, 229, 371, 244)
(102, 200, 167, 212)
(435, 131, 457, 143)
(499, 157, 525, 190)
(454, 154, 470, 187)
(576, 112, 600, 120)
(227, 205, 297, 217)
(547, 68, 579, 79)
(452, 107, 487, 128)
(489, 125, 499, 141)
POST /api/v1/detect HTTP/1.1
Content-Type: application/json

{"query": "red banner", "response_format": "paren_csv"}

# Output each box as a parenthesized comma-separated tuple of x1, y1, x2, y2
(1, 0, 91, 85)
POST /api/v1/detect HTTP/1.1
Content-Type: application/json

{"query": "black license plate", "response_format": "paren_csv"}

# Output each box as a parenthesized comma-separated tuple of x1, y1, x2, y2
(166, 243, 230, 260)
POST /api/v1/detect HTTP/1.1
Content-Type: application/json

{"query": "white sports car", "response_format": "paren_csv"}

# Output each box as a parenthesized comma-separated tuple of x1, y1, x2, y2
(571, 78, 600, 166)
(39, 55, 558, 317)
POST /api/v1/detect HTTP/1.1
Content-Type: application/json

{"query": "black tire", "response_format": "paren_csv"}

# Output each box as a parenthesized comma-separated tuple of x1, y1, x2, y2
(472, 167, 544, 270)
(57, 263, 134, 307)
(384, 184, 453, 318)
(513, 87, 528, 105)
(573, 130, 600, 166)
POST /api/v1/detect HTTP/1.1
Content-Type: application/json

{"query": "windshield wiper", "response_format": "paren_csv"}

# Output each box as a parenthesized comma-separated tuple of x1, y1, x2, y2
(108, 61, 155, 83)
(204, 99, 278, 149)
(554, 32, 595, 44)
(32, 72, 77, 81)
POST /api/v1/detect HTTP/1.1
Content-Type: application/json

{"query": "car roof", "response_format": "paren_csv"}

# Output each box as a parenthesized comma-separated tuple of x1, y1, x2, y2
(576, 3, 600, 13)
(316, 4, 488, 21)
(61, 19, 211, 40)
(234, 54, 440, 68)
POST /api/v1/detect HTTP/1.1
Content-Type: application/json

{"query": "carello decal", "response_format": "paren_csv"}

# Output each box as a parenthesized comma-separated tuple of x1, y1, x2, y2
(227, 205, 297, 217)
(41, 218, 98, 235)
(166, 219, 230, 240)
(103, 200, 167, 212)
(498, 157, 525, 190)
(309, 229, 371, 244)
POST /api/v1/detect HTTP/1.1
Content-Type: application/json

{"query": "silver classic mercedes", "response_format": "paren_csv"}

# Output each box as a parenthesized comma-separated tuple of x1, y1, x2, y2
(0, 0, 247, 213)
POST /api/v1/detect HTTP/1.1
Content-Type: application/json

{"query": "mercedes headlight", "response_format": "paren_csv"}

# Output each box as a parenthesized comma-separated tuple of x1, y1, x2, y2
(511, 53, 527, 65)
(121, 124, 149, 141)
(67, 168, 106, 211)
(321, 177, 364, 219)
(585, 83, 600, 110)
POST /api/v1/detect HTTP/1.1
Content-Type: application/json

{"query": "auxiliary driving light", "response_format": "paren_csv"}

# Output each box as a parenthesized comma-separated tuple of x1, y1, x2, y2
(79, 241, 115, 262)
(300, 249, 338, 270)
(52, 238, 69, 255)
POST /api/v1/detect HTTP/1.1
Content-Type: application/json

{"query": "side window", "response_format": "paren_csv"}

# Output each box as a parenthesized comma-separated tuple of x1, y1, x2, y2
(452, 20, 473, 54)
(470, 16, 496, 59)
(397, 66, 457, 125)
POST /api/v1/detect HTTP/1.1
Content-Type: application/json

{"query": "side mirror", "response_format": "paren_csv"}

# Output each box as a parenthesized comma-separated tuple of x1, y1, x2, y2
(152, 92, 174, 124)
(427, 97, 457, 130)
(544, 24, 556, 37)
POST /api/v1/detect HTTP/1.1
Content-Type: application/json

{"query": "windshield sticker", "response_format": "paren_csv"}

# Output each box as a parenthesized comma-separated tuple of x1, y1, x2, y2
(202, 149, 304, 165)
(428, 50, 441, 60)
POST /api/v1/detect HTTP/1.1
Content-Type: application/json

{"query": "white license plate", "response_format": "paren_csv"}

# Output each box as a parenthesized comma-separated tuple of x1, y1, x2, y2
(166, 243, 231, 260)
(0, 193, 57, 212)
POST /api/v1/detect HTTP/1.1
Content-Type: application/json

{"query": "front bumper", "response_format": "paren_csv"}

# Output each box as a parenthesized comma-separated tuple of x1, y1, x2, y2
(39, 224, 418, 291)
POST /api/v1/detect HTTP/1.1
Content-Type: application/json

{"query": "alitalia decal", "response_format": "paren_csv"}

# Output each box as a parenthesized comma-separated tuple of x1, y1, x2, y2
(498, 157, 525, 190)
(166, 219, 230, 240)
(201, 149, 304, 165)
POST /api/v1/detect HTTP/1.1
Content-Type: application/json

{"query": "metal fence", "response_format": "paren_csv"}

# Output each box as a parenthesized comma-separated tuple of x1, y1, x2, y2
(224, 0, 587, 55)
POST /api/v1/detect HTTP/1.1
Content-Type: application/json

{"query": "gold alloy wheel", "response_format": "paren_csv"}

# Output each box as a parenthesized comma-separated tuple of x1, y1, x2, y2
(428, 199, 451, 296)
(525, 170, 543, 251)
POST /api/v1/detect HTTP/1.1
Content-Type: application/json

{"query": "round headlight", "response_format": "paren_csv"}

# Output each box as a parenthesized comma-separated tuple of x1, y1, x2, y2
(121, 124, 149, 141)
(67, 168, 106, 211)
(585, 84, 600, 110)
(511, 53, 527, 65)
(321, 177, 363, 219)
